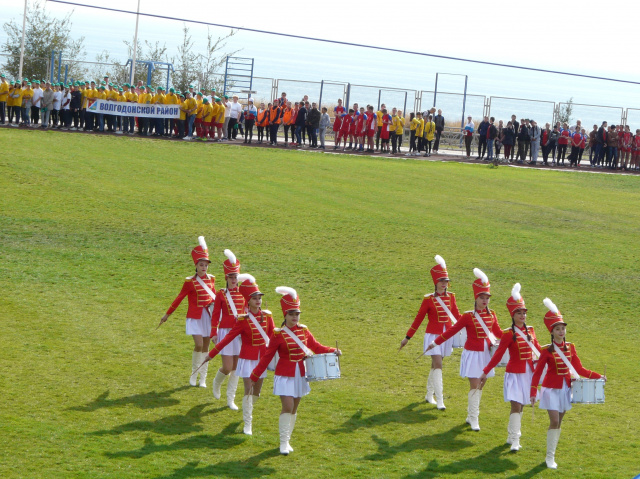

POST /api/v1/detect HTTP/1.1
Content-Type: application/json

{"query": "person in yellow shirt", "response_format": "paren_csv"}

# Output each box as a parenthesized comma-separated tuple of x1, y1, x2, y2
(121, 84, 135, 134)
(376, 103, 386, 151)
(415, 112, 424, 153)
(177, 93, 187, 137)
(423, 114, 436, 157)
(194, 92, 204, 138)
(200, 97, 214, 141)
(139, 86, 153, 136)
(21, 82, 34, 126)
(9, 81, 23, 126)
(105, 84, 118, 132)
(181, 91, 197, 140)
(0, 73, 9, 125)
(96, 85, 107, 132)
(407, 113, 419, 156)
(164, 87, 179, 137)
(84, 81, 98, 131)
(153, 86, 166, 136)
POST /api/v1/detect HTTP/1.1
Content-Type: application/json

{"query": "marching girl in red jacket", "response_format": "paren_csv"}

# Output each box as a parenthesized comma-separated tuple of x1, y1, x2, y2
(160, 236, 216, 388)
(425, 268, 503, 431)
(399, 255, 460, 410)
(480, 284, 542, 451)
(250, 287, 342, 455)
(209, 249, 245, 410)
(530, 298, 605, 469)
(200, 274, 275, 435)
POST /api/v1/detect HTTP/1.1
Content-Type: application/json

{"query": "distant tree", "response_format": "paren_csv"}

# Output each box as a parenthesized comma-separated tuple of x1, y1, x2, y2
(198, 27, 238, 94)
(558, 97, 574, 125)
(1, 0, 86, 81)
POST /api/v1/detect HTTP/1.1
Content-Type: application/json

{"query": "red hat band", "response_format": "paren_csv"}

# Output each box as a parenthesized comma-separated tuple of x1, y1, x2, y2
(472, 279, 491, 298)
(280, 295, 301, 317)
(191, 246, 210, 265)
(506, 296, 527, 316)
(223, 259, 241, 275)
(430, 264, 449, 285)
(544, 312, 566, 333)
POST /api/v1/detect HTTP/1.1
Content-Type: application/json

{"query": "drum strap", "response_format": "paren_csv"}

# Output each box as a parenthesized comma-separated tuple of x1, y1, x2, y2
(553, 343, 580, 380)
(282, 326, 313, 357)
(514, 327, 540, 359)
(434, 296, 457, 324)
(247, 312, 270, 346)
(473, 311, 497, 346)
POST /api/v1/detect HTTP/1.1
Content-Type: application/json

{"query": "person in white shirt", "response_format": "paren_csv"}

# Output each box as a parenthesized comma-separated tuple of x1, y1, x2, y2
(31, 82, 43, 127)
(227, 95, 242, 140)
(222, 95, 231, 140)
(52, 85, 62, 128)
(61, 86, 71, 129)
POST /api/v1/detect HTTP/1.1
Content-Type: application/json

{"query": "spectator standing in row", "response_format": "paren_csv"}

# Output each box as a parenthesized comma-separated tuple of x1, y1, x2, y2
(307, 102, 320, 148)
(502, 121, 515, 161)
(0, 74, 7, 124)
(485, 117, 497, 161)
(606, 125, 618, 169)
(510, 115, 519, 161)
(516, 123, 530, 163)
(593, 121, 608, 167)
(243, 98, 257, 143)
(494, 120, 504, 160)
(294, 101, 307, 147)
(228, 95, 242, 140)
(41, 82, 53, 128)
(433, 109, 445, 153)
(476, 116, 490, 160)
(319, 106, 330, 150)
(556, 123, 570, 166)
(529, 120, 540, 165)
(463, 116, 474, 159)
(375, 104, 385, 151)
(423, 114, 436, 157)
(31, 81, 42, 126)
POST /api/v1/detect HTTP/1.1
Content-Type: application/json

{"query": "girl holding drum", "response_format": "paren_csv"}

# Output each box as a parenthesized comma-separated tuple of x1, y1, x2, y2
(480, 284, 542, 451)
(209, 249, 245, 410)
(159, 236, 216, 388)
(250, 286, 342, 455)
(200, 274, 275, 435)
(530, 298, 605, 470)
(399, 255, 460, 410)
(424, 268, 503, 431)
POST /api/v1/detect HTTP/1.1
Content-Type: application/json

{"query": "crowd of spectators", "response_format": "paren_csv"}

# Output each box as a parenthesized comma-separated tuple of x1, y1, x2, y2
(1, 73, 637, 171)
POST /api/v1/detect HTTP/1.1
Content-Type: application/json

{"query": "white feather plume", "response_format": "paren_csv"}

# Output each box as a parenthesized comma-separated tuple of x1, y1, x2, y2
(198, 236, 207, 250)
(434, 255, 446, 269)
(224, 249, 237, 264)
(511, 283, 522, 301)
(276, 286, 298, 299)
(473, 268, 489, 284)
(237, 273, 255, 284)
(543, 297, 559, 314)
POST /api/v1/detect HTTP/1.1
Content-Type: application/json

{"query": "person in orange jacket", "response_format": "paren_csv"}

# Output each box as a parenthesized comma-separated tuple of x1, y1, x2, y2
(281, 101, 295, 146)
(268, 100, 282, 146)
(480, 283, 542, 451)
(250, 286, 342, 455)
(159, 236, 216, 388)
(256, 102, 269, 144)
(200, 274, 275, 435)
(425, 268, 503, 431)
(209, 249, 245, 410)
(399, 255, 460, 410)
(530, 298, 605, 469)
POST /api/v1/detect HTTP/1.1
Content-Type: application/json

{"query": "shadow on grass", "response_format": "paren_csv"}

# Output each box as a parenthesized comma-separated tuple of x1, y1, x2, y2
(364, 424, 473, 461)
(105, 422, 244, 458)
(328, 402, 436, 434)
(69, 386, 191, 412)
(89, 403, 227, 436)
(153, 450, 281, 479)
(401, 444, 517, 478)
(505, 462, 547, 478)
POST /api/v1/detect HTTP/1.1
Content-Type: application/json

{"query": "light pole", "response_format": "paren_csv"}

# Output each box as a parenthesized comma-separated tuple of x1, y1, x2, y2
(129, 0, 141, 85)
(18, 0, 27, 80)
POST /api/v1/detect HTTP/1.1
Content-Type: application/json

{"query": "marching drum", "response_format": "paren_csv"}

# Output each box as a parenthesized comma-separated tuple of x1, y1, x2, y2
(267, 352, 279, 372)
(571, 378, 605, 404)
(489, 345, 509, 367)
(452, 329, 467, 348)
(305, 353, 341, 382)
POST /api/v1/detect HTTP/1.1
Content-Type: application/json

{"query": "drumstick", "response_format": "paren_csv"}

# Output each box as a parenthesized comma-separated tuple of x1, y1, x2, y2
(531, 402, 535, 425)
(155, 320, 163, 331)
(415, 349, 427, 360)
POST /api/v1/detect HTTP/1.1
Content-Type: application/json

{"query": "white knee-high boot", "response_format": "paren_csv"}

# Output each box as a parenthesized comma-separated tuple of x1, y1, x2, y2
(226, 370, 239, 410)
(212, 369, 228, 399)
(287, 414, 297, 452)
(433, 369, 445, 410)
(508, 413, 522, 450)
(425, 369, 436, 404)
(546, 428, 561, 469)
(279, 413, 291, 455)
(190, 351, 199, 386)
(466, 389, 482, 431)
(242, 395, 253, 435)
(198, 352, 209, 388)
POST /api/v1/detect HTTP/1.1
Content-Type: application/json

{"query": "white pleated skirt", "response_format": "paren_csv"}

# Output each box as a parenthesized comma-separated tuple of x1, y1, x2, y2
(273, 363, 311, 398)
(185, 308, 211, 337)
(217, 327, 241, 356)
(236, 357, 267, 379)
(539, 383, 572, 413)
(503, 363, 533, 404)
(424, 333, 453, 357)
(460, 342, 495, 378)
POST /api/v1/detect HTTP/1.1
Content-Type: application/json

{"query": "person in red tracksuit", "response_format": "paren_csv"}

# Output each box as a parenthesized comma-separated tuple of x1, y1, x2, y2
(201, 274, 274, 435)
(425, 268, 503, 431)
(209, 249, 245, 410)
(250, 286, 342, 455)
(530, 298, 605, 469)
(480, 283, 542, 452)
(160, 236, 216, 388)
(399, 255, 460, 410)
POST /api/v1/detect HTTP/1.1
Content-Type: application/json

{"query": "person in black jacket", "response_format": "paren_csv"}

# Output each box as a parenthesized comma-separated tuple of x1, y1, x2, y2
(476, 116, 490, 159)
(433, 109, 445, 153)
(517, 124, 530, 163)
(510, 115, 519, 161)
(294, 102, 307, 147)
(594, 121, 608, 167)
(486, 117, 497, 160)
(502, 122, 515, 161)
(306, 103, 321, 148)
(70, 84, 82, 130)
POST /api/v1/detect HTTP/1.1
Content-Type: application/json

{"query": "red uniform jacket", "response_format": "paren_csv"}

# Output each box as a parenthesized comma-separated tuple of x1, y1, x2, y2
(406, 292, 461, 337)
(483, 325, 542, 374)
(434, 309, 503, 351)
(250, 324, 335, 381)
(166, 274, 216, 319)
(211, 287, 245, 334)
(208, 309, 275, 360)
(530, 342, 602, 397)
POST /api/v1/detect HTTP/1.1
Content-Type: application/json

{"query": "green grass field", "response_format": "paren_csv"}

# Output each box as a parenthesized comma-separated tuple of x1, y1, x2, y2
(2, 129, 639, 479)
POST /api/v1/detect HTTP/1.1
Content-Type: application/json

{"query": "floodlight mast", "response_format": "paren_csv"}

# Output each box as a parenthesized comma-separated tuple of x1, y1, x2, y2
(129, 0, 141, 85)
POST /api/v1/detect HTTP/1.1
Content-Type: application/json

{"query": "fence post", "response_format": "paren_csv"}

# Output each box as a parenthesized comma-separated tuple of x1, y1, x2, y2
(433, 73, 438, 109)
(345, 83, 351, 113)
(403, 91, 407, 118)
(319, 80, 324, 109)
(414, 91, 422, 116)
(377, 89, 381, 110)
(57, 51, 62, 82)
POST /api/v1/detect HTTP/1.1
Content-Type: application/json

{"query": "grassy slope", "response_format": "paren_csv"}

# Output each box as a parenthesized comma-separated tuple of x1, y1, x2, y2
(1, 129, 639, 478)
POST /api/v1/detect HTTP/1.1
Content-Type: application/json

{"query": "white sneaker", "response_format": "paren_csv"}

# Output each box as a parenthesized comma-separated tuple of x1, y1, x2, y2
(182, 136, 192, 141)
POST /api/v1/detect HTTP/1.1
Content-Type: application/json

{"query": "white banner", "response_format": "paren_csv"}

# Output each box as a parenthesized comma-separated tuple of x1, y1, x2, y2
(87, 99, 180, 118)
